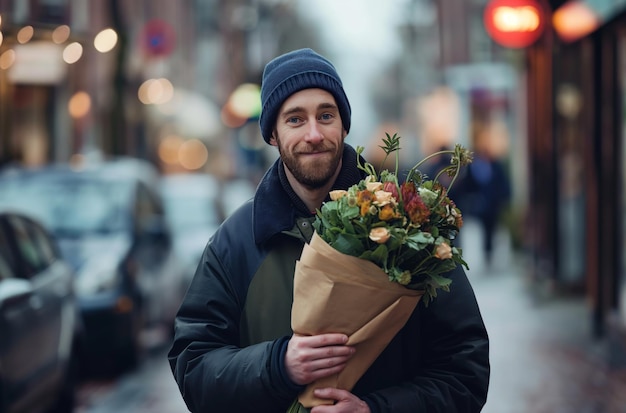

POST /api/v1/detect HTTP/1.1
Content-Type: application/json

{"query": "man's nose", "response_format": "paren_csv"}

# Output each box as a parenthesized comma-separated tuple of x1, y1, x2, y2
(304, 120, 323, 144)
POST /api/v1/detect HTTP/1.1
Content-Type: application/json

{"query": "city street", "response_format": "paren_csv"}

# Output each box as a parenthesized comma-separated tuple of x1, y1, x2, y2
(75, 222, 626, 413)
(3, 2, 626, 413)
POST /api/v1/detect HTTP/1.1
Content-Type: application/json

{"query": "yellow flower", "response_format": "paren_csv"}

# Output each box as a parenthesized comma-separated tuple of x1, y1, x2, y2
(330, 190, 348, 201)
(369, 227, 391, 244)
(434, 242, 452, 260)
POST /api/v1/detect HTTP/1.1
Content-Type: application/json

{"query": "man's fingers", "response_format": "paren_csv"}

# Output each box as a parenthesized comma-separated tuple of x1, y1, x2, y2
(289, 334, 354, 363)
(314, 387, 349, 400)
(294, 333, 349, 347)
(286, 333, 355, 385)
(308, 355, 351, 371)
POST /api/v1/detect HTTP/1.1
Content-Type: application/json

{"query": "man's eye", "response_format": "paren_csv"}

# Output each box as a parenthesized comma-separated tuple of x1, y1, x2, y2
(287, 117, 302, 124)
(320, 113, 333, 121)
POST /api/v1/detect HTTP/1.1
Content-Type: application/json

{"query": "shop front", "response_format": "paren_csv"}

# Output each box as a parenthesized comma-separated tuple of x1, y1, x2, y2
(536, 0, 626, 363)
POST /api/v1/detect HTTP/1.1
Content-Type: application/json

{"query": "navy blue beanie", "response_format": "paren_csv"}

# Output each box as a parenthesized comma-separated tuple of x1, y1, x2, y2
(259, 48, 351, 144)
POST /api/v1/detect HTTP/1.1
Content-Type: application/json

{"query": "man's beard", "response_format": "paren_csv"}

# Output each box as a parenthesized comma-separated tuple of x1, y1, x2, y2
(277, 140, 343, 189)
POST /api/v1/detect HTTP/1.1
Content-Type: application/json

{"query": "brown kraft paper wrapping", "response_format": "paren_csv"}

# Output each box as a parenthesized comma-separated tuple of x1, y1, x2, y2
(292, 232, 423, 408)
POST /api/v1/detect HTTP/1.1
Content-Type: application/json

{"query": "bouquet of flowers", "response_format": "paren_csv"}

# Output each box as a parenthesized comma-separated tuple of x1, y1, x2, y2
(315, 133, 472, 306)
(288, 133, 472, 412)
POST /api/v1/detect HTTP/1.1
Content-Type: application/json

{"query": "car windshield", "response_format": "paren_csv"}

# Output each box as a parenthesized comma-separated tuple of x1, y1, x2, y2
(0, 174, 132, 236)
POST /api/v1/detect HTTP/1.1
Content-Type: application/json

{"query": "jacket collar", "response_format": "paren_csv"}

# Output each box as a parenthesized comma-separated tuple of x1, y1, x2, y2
(253, 144, 367, 246)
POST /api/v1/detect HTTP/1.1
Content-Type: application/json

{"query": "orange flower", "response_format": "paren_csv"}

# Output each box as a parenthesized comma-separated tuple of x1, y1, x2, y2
(357, 190, 374, 204)
(378, 204, 396, 221)
(360, 202, 371, 217)
(357, 190, 374, 217)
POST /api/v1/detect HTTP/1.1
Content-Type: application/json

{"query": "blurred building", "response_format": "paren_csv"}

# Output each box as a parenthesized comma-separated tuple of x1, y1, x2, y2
(393, 0, 626, 369)
(0, 0, 203, 169)
(520, 0, 626, 365)
(0, 0, 314, 178)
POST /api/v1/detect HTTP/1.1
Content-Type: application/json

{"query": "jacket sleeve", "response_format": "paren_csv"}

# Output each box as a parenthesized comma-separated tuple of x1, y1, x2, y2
(363, 266, 490, 412)
(167, 238, 301, 413)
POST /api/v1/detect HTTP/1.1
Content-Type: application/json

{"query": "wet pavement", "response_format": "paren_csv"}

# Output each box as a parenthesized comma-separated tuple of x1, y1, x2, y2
(465, 221, 626, 413)
(75, 221, 626, 412)
(475, 266, 626, 413)
(75, 337, 189, 413)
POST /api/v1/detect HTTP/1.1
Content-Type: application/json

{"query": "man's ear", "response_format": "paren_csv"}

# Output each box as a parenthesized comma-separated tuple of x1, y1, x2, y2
(269, 132, 278, 146)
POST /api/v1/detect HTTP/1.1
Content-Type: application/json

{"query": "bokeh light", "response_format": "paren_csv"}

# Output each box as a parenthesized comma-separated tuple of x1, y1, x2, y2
(229, 83, 261, 118)
(63, 42, 83, 64)
(0, 49, 15, 70)
(138, 78, 174, 104)
(68, 91, 91, 118)
(553, 1, 599, 42)
(221, 83, 261, 128)
(52, 25, 71, 44)
(179, 139, 208, 170)
(492, 6, 540, 32)
(158, 135, 184, 165)
(16, 25, 34, 44)
(94, 28, 118, 53)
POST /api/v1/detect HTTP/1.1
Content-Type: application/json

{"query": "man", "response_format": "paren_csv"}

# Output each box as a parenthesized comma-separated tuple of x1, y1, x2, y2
(168, 48, 490, 413)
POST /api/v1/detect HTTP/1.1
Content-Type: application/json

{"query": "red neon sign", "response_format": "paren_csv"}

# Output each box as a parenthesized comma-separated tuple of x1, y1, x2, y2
(484, 0, 547, 48)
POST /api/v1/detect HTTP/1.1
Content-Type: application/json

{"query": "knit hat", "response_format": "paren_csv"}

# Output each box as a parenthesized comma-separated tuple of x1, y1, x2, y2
(259, 48, 351, 144)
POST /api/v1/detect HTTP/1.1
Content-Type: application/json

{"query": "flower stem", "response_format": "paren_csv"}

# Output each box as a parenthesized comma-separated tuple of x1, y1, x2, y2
(406, 150, 454, 183)
(286, 400, 311, 413)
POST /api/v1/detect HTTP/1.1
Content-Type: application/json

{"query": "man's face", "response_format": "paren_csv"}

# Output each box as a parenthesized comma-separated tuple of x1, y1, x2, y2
(271, 88, 345, 189)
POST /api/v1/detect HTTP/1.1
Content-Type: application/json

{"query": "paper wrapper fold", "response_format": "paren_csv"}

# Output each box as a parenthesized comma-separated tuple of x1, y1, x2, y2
(292, 232, 423, 408)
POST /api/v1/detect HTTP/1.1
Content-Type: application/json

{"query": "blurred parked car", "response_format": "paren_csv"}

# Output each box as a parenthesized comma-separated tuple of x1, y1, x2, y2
(0, 209, 82, 413)
(220, 177, 256, 218)
(160, 173, 222, 285)
(0, 158, 186, 372)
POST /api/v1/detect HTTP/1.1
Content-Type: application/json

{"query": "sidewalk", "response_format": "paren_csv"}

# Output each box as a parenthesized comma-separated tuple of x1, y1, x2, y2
(463, 221, 626, 413)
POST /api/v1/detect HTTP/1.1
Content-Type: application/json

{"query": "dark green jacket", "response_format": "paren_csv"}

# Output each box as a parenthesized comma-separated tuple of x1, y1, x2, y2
(168, 145, 490, 413)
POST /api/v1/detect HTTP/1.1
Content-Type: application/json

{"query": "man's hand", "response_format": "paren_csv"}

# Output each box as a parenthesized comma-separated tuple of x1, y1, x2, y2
(310, 388, 370, 413)
(286, 333, 355, 385)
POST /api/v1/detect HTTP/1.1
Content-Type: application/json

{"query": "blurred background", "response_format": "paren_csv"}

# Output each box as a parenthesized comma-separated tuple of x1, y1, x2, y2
(0, 0, 625, 412)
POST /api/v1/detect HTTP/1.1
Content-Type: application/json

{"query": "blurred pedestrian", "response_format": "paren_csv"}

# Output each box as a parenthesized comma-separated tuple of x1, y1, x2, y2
(168, 48, 489, 413)
(454, 121, 511, 269)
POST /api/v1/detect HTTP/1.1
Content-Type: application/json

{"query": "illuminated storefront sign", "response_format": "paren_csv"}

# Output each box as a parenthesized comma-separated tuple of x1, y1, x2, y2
(7, 42, 66, 84)
(483, 0, 547, 48)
